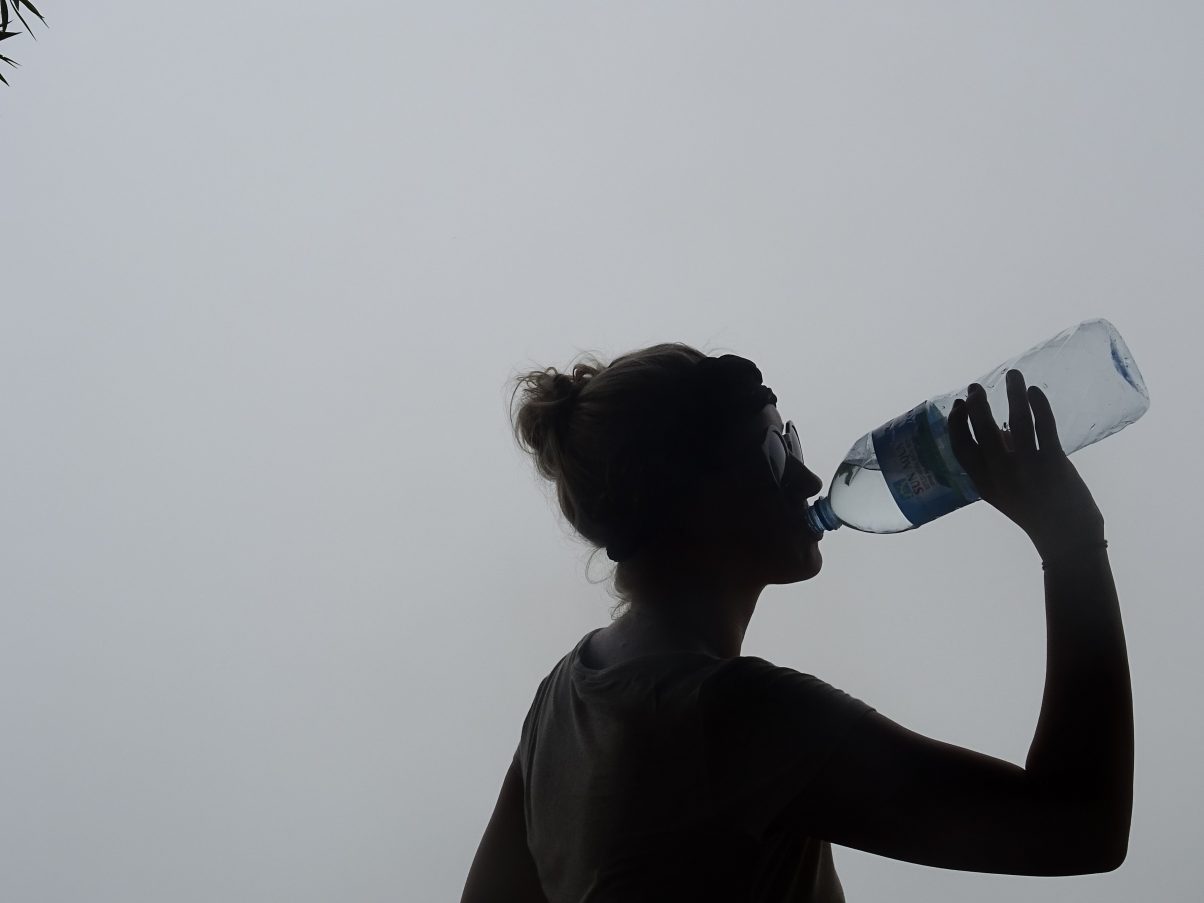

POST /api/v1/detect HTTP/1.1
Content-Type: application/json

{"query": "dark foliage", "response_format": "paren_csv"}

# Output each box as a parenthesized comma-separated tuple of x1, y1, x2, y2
(0, 1, 48, 87)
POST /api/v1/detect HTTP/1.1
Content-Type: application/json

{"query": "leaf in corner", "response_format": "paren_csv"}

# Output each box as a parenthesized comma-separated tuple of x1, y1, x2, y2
(18, 0, 46, 21)
(11, 3, 33, 38)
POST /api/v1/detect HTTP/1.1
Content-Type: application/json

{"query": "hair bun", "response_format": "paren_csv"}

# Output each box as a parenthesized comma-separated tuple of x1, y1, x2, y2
(540, 369, 590, 443)
(548, 371, 580, 404)
(551, 363, 599, 405)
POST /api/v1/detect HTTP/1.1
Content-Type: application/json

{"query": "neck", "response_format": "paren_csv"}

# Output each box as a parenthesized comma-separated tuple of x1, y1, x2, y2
(620, 570, 764, 659)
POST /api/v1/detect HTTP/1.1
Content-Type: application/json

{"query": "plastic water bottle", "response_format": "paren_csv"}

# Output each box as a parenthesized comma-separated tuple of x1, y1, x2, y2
(803, 318, 1150, 536)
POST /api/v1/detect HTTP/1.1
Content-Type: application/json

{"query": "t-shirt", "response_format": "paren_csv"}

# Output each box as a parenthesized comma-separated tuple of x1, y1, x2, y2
(515, 627, 877, 903)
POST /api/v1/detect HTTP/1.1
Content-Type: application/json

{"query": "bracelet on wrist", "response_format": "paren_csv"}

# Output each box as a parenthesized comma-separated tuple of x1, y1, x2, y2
(1040, 538, 1109, 571)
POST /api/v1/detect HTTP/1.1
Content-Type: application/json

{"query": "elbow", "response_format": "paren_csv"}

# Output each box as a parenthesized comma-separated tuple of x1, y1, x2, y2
(1056, 821, 1129, 875)
(1098, 805, 1132, 872)
(1098, 839, 1129, 873)
(1086, 833, 1129, 874)
(1069, 795, 1132, 874)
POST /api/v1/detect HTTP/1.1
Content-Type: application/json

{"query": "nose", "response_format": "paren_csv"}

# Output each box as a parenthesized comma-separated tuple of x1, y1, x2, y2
(802, 472, 823, 498)
(783, 458, 823, 499)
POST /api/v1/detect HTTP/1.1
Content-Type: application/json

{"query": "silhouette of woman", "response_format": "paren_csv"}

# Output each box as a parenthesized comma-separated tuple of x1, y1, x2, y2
(462, 344, 1132, 903)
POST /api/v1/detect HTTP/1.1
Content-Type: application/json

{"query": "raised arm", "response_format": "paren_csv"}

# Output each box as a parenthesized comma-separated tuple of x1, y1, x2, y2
(793, 543, 1130, 875)
(788, 371, 1132, 875)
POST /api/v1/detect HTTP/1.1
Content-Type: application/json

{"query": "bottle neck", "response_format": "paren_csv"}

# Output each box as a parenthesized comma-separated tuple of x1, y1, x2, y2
(806, 495, 842, 533)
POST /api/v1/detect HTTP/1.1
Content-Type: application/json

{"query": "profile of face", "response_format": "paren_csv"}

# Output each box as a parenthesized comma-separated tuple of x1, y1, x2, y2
(677, 404, 826, 585)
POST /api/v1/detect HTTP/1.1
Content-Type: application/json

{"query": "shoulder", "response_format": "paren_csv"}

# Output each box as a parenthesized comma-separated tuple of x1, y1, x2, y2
(699, 655, 874, 725)
(699, 654, 817, 699)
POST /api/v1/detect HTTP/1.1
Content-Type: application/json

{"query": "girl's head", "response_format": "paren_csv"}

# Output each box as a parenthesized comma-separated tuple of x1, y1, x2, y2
(510, 342, 824, 618)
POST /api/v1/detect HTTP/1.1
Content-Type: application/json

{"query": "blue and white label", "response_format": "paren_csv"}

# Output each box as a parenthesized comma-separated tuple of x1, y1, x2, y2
(871, 401, 980, 528)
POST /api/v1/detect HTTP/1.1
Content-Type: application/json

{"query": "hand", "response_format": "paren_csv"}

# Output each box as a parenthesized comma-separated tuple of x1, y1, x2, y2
(947, 369, 1105, 557)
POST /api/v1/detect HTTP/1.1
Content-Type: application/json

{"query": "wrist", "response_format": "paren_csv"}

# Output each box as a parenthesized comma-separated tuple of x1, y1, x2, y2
(1036, 535, 1109, 570)
(1031, 521, 1107, 564)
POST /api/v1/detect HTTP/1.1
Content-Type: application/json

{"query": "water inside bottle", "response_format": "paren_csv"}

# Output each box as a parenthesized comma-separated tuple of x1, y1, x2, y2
(807, 434, 918, 535)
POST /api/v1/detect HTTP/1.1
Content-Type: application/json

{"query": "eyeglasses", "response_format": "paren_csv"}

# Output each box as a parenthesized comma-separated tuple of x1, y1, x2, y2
(758, 421, 804, 488)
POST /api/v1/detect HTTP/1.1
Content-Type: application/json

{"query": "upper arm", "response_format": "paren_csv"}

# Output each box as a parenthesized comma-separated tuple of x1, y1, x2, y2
(788, 710, 1123, 876)
(460, 754, 549, 903)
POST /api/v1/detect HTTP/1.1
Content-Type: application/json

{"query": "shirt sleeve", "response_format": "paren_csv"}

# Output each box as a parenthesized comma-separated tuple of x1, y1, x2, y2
(698, 655, 876, 842)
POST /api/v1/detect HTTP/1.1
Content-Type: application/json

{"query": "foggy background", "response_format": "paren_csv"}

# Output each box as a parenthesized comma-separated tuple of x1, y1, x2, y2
(2, 3, 1198, 901)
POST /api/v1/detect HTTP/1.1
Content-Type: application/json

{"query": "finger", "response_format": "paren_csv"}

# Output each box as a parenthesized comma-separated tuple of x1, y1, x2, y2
(1027, 385, 1064, 456)
(1005, 369, 1036, 457)
(966, 383, 1008, 464)
(947, 398, 986, 488)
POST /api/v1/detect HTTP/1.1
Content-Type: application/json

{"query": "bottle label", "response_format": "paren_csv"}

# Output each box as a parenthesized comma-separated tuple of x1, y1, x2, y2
(871, 401, 980, 527)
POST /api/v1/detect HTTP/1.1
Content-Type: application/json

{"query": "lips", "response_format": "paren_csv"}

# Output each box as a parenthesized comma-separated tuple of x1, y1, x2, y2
(783, 493, 821, 540)
(799, 512, 822, 541)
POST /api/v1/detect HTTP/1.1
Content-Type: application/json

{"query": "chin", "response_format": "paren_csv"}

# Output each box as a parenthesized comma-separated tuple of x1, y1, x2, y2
(766, 532, 822, 584)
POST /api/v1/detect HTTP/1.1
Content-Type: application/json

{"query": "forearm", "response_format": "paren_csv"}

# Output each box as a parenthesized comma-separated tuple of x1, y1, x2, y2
(1024, 542, 1134, 860)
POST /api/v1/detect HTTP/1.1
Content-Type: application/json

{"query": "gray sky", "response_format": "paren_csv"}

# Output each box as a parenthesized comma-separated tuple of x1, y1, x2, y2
(2, 3, 1198, 901)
